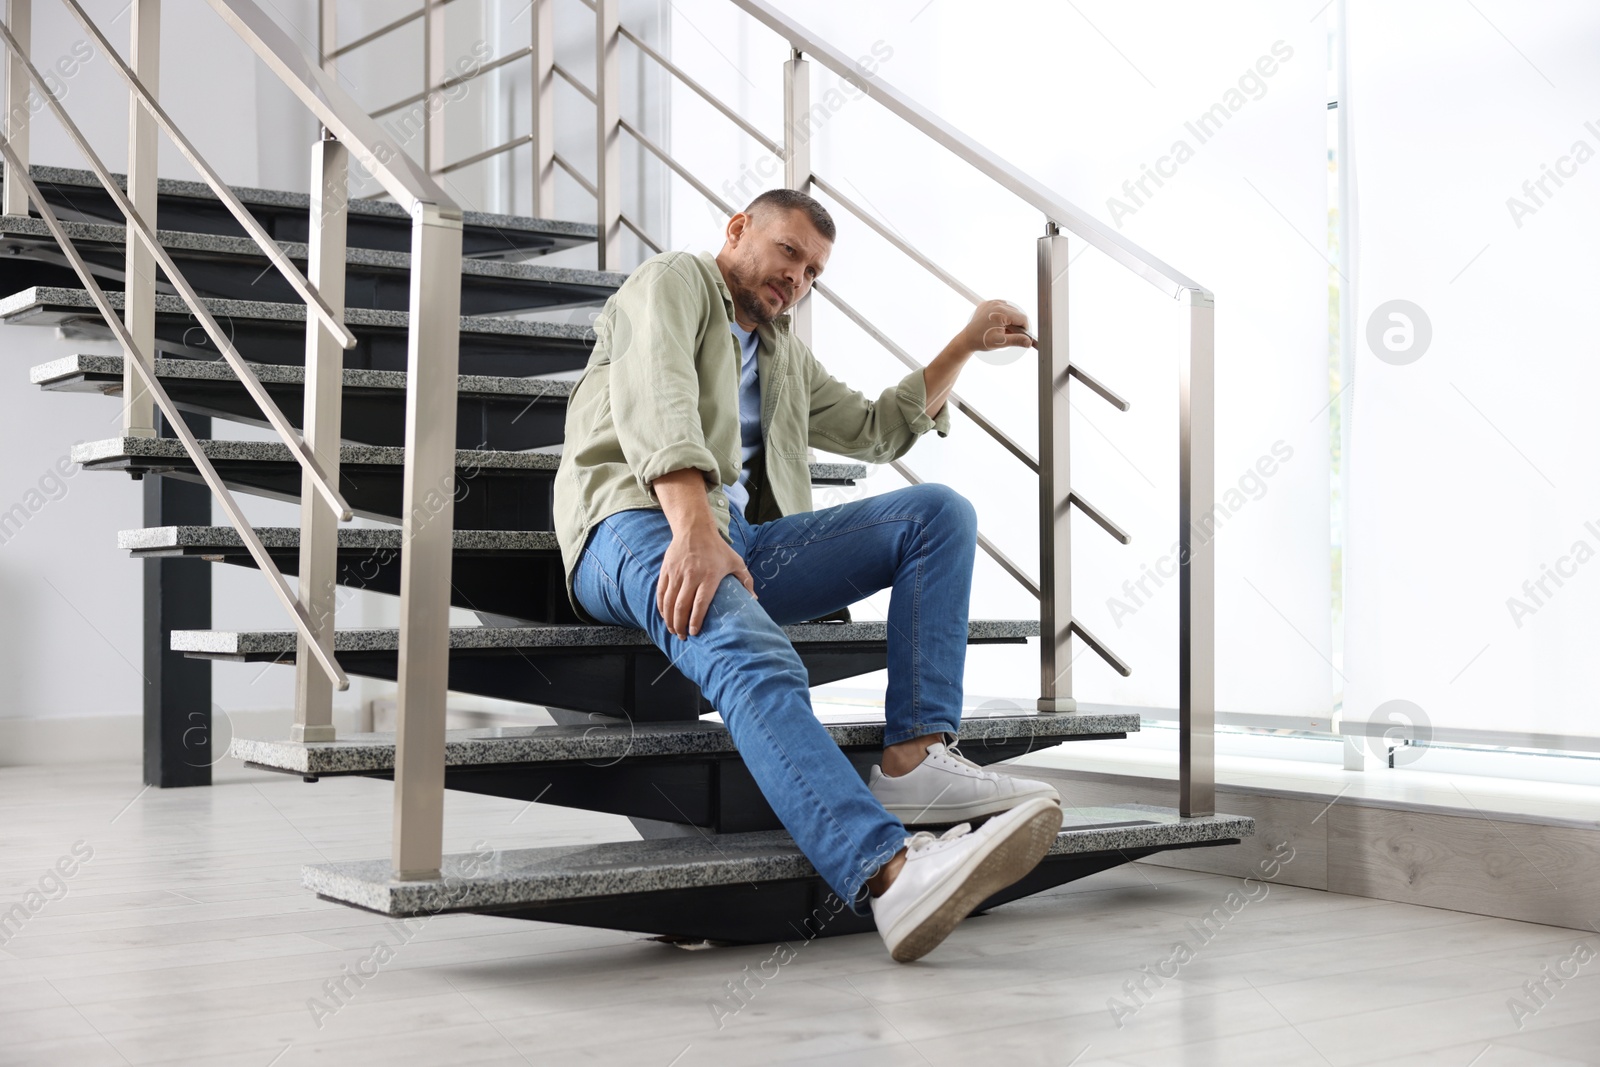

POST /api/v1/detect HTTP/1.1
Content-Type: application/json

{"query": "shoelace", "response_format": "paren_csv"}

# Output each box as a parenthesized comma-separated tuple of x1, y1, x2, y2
(941, 742, 989, 773)
(906, 821, 973, 853)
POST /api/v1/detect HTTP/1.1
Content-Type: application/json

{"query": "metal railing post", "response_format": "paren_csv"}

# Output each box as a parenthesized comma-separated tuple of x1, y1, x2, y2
(2, 0, 28, 216)
(122, 0, 159, 439)
(316, 0, 335, 75)
(293, 133, 347, 744)
(391, 201, 463, 881)
(529, 0, 554, 216)
(1179, 289, 1216, 815)
(594, 0, 621, 268)
(1036, 224, 1075, 712)
(424, 0, 445, 177)
(783, 47, 811, 346)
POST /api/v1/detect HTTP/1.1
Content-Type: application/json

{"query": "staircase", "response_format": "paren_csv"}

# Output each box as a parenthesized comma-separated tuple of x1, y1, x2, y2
(1, 0, 1251, 945)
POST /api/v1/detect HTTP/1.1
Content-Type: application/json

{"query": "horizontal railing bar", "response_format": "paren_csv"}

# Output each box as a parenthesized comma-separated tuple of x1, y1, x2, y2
(1068, 362, 1131, 411)
(553, 151, 597, 198)
(439, 133, 532, 176)
(0, 20, 353, 522)
(618, 23, 781, 155)
(813, 281, 1039, 473)
(553, 61, 596, 103)
(371, 48, 532, 120)
(325, 0, 467, 59)
(728, 0, 1206, 300)
(619, 116, 737, 216)
(1068, 490, 1131, 544)
(1071, 618, 1132, 677)
(810, 173, 982, 306)
(66, 0, 356, 349)
(0, 134, 349, 691)
(890, 459, 1039, 597)
(619, 212, 663, 254)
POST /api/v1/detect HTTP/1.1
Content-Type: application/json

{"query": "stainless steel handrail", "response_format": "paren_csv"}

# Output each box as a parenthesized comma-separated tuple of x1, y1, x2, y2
(617, 22, 781, 155)
(728, 0, 1208, 303)
(206, 1, 454, 211)
(808, 174, 984, 306)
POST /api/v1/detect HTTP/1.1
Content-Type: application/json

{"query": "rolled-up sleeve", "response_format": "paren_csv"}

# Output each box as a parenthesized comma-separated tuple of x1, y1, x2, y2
(803, 342, 952, 462)
(606, 257, 720, 497)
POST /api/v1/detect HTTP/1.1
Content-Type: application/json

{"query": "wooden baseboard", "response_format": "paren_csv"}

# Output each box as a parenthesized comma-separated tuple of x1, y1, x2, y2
(1019, 764, 1598, 933)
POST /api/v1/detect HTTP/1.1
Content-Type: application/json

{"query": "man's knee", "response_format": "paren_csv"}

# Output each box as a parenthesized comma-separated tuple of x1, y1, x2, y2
(902, 482, 977, 541)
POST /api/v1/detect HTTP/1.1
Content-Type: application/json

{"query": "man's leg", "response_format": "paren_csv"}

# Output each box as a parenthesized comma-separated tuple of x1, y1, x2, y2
(573, 508, 906, 907)
(734, 482, 978, 754)
(737, 483, 1059, 826)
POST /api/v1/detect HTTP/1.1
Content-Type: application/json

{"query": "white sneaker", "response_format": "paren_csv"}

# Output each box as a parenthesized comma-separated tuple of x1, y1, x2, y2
(869, 741, 1061, 826)
(870, 795, 1062, 963)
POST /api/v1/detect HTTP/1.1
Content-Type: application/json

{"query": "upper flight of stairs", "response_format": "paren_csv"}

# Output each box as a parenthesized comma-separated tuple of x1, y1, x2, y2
(9, 161, 1253, 943)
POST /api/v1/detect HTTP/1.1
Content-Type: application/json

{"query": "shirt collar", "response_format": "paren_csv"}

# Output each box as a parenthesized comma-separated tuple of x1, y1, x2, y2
(698, 250, 791, 342)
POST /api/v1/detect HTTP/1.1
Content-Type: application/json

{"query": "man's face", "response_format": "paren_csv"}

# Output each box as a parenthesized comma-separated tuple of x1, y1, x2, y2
(720, 208, 832, 328)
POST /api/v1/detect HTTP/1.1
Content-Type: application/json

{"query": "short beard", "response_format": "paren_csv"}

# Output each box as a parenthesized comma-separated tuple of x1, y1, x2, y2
(728, 262, 781, 327)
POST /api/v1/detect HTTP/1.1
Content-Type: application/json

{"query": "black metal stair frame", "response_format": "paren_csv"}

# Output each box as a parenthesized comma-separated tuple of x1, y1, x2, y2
(9, 159, 1254, 945)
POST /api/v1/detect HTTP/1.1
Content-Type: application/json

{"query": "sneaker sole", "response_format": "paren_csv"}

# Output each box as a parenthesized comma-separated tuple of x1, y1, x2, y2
(882, 787, 1062, 827)
(885, 797, 1062, 963)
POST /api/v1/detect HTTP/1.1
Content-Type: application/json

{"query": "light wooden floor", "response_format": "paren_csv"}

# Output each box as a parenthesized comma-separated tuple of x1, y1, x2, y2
(1, 761, 1597, 1066)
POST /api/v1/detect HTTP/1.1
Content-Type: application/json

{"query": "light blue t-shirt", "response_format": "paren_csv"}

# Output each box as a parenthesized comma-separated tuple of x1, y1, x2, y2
(724, 321, 762, 517)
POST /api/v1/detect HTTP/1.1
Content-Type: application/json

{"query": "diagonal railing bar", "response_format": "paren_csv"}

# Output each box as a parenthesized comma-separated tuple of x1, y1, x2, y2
(372, 45, 533, 119)
(889, 458, 1037, 594)
(0, 133, 349, 690)
(619, 212, 662, 253)
(1067, 490, 1131, 544)
(553, 150, 597, 197)
(553, 61, 596, 103)
(618, 23, 780, 155)
(1069, 363, 1131, 411)
(619, 116, 737, 216)
(809, 174, 983, 306)
(814, 281, 1038, 472)
(0, 18, 353, 522)
(55, 0, 357, 351)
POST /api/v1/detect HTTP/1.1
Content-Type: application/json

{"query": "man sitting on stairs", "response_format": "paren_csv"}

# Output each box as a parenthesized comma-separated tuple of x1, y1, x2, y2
(554, 188, 1062, 962)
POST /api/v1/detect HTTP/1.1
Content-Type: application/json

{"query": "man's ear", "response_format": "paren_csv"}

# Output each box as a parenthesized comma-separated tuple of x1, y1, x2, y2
(725, 211, 752, 247)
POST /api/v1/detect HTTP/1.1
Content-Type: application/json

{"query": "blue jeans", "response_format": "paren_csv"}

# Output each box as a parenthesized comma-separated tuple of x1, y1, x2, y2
(572, 482, 979, 906)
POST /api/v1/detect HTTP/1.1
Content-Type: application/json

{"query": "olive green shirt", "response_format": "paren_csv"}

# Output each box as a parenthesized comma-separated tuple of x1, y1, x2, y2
(554, 250, 952, 619)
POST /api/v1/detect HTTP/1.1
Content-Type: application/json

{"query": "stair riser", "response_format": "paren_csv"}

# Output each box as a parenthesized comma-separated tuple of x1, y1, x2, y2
(30, 177, 590, 258)
(189, 639, 1026, 721)
(138, 543, 577, 624)
(35, 306, 593, 377)
(343, 735, 1120, 833)
(83, 458, 857, 532)
(48, 370, 568, 451)
(0, 234, 617, 315)
(336, 841, 1238, 943)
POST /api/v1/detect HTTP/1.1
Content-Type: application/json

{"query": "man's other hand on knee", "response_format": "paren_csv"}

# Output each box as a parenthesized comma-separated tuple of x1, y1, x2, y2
(652, 467, 757, 637)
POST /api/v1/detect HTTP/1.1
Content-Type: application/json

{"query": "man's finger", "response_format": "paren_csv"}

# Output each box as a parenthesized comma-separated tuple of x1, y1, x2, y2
(736, 562, 757, 598)
(689, 581, 715, 637)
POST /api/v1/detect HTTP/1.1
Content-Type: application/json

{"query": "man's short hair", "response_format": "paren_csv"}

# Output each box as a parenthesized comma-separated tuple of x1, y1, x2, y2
(745, 188, 836, 243)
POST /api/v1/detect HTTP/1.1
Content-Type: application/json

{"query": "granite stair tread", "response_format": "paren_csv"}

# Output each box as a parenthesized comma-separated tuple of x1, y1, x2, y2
(173, 618, 1039, 656)
(10, 162, 596, 257)
(71, 436, 866, 483)
(0, 285, 593, 341)
(0, 215, 623, 314)
(36, 355, 576, 451)
(231, 709, 1141, 776)
(33, 353, 577, 400)
(305, 805, 1256, 917)
(118, 525, 558, 553)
